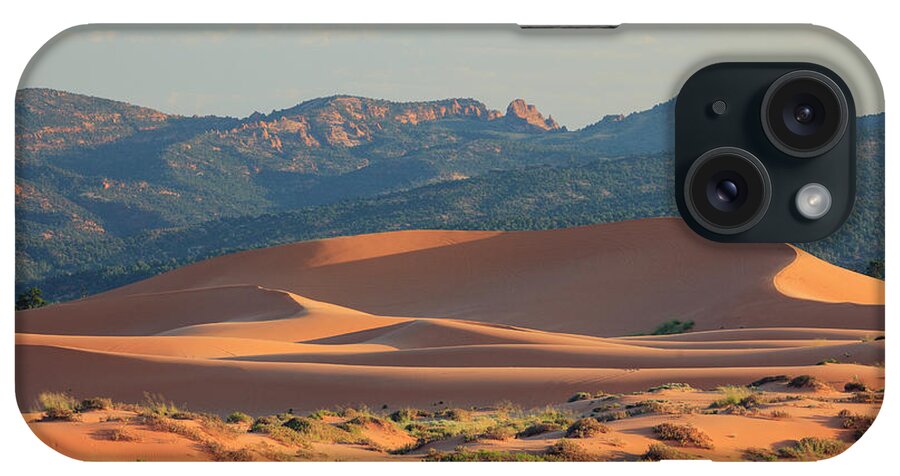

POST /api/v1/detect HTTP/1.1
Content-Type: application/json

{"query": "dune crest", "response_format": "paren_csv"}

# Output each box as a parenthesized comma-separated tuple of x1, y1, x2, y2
(774, 245, 884, 305)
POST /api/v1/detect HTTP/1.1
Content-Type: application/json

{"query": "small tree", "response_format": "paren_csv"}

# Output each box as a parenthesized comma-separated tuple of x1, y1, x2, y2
(15, 287, 47, 310)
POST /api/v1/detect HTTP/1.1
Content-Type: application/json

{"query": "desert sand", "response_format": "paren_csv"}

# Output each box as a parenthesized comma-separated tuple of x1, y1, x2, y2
(16, 218, 884, 461)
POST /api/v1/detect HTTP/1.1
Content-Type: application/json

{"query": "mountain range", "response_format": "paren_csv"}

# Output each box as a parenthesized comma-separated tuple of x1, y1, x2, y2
(14, 89, 883, 301)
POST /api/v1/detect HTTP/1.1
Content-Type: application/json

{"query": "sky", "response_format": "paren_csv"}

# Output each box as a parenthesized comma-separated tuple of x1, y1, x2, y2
(19, 25, 883, 130)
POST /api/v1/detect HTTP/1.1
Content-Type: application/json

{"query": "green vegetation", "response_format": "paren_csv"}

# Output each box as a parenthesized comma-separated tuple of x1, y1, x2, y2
(15, 287, 47, 310)
(546, 439, 595, 461)
(749, 375, 789, 388)
(425, 448, 551, 462)
(567, 391, 593, 403)
(647, 382, 693, 393)
(787, 375, 820, 389)
(844, 378, 868, 392)
(642, 443, 698, 461)
(652, 423, 714, 449)
(226, 411, 253, 424)
(37, 392, 80, 421)
(565, 418, 610, 438)
(776, 437, 846, 460)
(838, 409, 875, 440)
(710, 386, 758, 409)
(649, 319, 695, 335)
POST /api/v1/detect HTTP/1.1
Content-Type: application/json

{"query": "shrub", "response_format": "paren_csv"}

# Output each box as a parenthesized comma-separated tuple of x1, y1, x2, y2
(597, 410, 630, 422)
(642, 443, 698, 461)
(142, 392, 181, 416)
(710, 386, 761, 410)
(742, 447, 778, 461)
(816, 358, 839, 365)
(769, 410, 791, 419)
(77, 397, 112, 412)
(787, 375, 818, 389)
(565, 418, 610, 438)
(546, 439, 595, 461)
(388, 408, 419, 423)
(516, 422, 563, 438)
(567, 392, 593, 403)
(426, 448, 549, 462)
(647, 383, 693, 393)
(471, 424, 517, 441)
(749, 375, 789, 387)
(651, 320, 695, 335)
(844, 378, 868, 392)
(38, 392, 79, 421)
(98, 427, 139, 442)
(435, 408, 471, 421)
(838, 411, 875, 440)
(226, 411, 253, 424)
(777, 437, 845, 460)
(202, 440, 254, 462)
(308, 409, 338, 420)
(652, 423, 714, 449)
(249, 415, 282, 433)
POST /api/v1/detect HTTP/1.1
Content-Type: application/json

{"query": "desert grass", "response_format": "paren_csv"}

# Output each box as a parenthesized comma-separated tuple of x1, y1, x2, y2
(642, 443, 698, 461)
(837, 409, 875, 440)
(565, 418, 610, 438)
(652, 422, 714, 449)
(37, 392, 80, 421)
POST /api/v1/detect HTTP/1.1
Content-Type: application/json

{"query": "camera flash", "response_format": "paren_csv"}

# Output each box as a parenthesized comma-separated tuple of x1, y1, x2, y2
(795, 183, 832, 220)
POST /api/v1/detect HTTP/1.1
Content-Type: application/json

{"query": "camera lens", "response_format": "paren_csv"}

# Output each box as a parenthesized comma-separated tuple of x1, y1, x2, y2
(761, 70, 848, 158)
(716, 180, 739, 203)
(684, 147, 771, 235)
(793, 104, 815, 124)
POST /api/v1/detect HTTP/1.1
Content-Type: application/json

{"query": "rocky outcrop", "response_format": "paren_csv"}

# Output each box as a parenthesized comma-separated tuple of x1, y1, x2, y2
(502, 99, 560, 131)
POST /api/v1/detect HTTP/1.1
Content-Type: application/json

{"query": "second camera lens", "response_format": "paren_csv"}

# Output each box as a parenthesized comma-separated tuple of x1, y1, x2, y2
(761, 70, 849, 158)
(684, 147, 772, 235)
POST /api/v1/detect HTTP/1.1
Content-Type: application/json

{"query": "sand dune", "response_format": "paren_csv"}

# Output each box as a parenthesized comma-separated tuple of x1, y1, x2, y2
(17, 343, 883, 415)
(15, 218, 884, 460)
(91, 218, 882, 336)
(775, 245, 885, 305)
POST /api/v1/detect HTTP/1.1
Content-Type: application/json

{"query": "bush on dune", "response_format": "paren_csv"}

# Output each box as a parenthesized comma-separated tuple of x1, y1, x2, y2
(226, 411, 253, 424)
(650, 320, 695, 335)
(642, 443, 698, 461)
(565, 418, 610, 438)
(652, 423, 714, 449)
(777, 437, 846, 460)
(37, 392, 80, 421)
(546, 438, 596, 461)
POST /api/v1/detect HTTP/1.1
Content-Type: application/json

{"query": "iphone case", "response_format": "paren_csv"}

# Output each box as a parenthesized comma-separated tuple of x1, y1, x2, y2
(14, 24, 884, 462)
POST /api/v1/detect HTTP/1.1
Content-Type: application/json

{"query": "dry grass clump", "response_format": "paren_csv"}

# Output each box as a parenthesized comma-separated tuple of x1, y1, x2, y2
(627, 399, 697, 416)
(468, 424, 517, 442)
(201, 440, 254, 462)
(37, 392, 80, 421)
(652, 423, 714, 449)
(837, 409, 875, 440)
(748, 375, 789, 388)
(567, 392, 593, 403)
(565, 418, 610, 438)
(776, 437, 846, 460)
(96, 426, 140, 442)
(769, 409, 791, 419)
(78, 397, 113, 412)
(642, 443, 698, 461)
(425, 447, 550, 462)
(516, 422, 564, 438)
(546, 438, 595, 461)
(434, 408, 471, 421)
(226, 411, 253, 424)
(787, 375, 824, 389)
(647, 383, 693, 393)
(742, 447, 779, 461)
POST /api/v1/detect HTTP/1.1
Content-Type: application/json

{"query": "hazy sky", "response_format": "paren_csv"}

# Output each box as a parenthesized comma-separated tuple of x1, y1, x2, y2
(20, 25, 883, 129)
